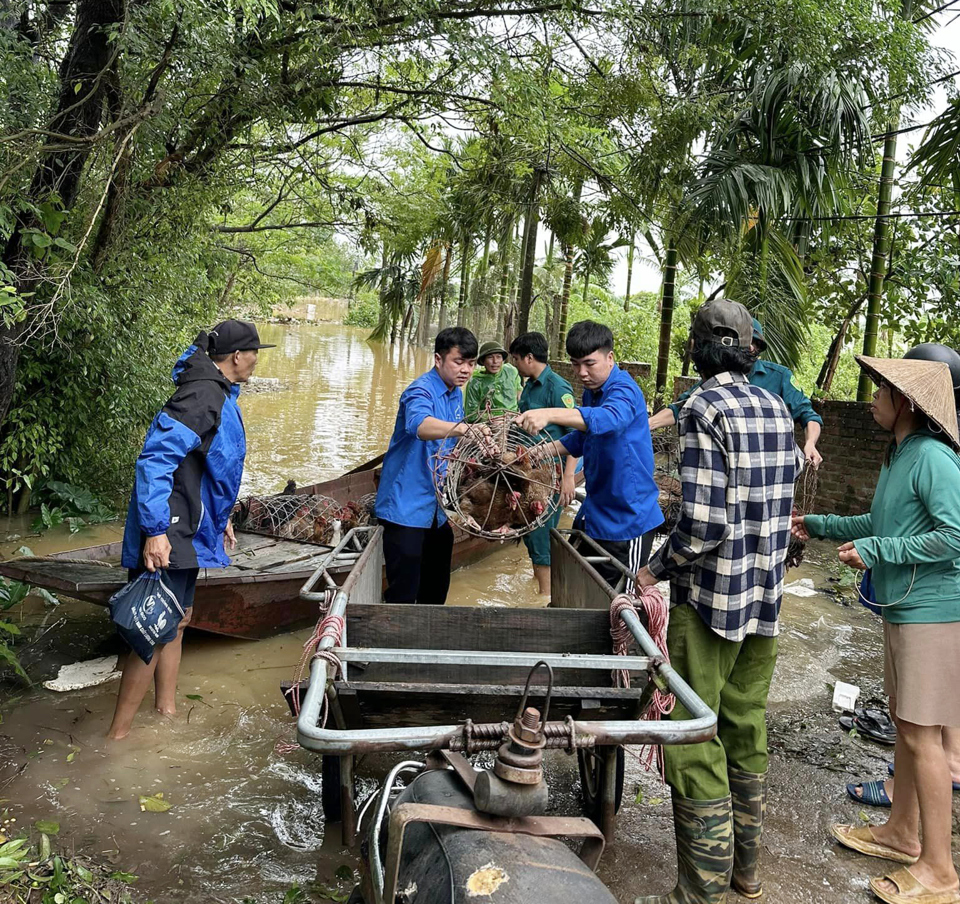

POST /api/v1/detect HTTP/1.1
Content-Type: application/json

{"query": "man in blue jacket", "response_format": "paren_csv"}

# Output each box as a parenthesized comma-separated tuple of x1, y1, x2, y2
(515, 321, 663, 588)
(376, 327, 480, 605)
(648, 318, 824, 467)
(108, 320, 271, 739)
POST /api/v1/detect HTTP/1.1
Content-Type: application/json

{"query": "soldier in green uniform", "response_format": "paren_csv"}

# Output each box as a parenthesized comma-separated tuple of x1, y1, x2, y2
(510, 331, 578, 595)
(464, 340, 522, 421)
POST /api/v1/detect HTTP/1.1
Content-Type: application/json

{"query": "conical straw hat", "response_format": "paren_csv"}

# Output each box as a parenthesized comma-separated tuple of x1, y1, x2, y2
(856, 355, 960, 449)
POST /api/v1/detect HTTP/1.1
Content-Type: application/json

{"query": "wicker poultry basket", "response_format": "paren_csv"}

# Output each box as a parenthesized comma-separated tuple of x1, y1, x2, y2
(432, 413, 564, 540)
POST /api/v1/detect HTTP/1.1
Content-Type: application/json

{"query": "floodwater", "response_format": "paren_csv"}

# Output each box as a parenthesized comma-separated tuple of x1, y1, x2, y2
(0, 320, 939, 904)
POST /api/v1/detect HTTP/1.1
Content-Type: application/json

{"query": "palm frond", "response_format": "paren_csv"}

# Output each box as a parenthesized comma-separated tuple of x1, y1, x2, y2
(909, 99, 960, 192)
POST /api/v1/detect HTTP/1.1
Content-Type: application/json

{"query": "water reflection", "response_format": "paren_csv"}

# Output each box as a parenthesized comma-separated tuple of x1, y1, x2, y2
(242, 324, 432, 495)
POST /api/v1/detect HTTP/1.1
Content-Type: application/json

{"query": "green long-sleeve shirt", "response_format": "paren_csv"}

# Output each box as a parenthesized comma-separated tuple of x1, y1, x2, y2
(464, 363, 522, 421)
(805, 430, 960, 624)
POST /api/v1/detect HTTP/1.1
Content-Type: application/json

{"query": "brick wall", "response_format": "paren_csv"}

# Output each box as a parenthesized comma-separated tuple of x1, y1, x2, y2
(673, 375, 699, 399)
(549, 360, 652, 402)
(800, 400, 889, 516)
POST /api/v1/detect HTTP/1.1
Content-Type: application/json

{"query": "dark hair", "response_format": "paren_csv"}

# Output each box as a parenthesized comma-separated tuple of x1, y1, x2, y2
(691, 336, 757, 380)
(566, 321, 613, 359)
(509, 332, 549, 364)
(210, 352, 232, 364)
(435, 327, 478, 359)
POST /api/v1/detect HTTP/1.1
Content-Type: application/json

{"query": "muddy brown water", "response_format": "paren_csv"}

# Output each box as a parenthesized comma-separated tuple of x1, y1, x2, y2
(0, 322, 950, 903)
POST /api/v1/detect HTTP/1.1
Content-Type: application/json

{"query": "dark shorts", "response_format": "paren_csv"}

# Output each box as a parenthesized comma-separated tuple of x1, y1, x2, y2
(128, 567, 199, 609)
(588, 532, 654, 591)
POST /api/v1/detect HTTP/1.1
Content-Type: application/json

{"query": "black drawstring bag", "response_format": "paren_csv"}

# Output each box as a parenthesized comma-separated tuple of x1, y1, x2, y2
(109, 570, 184, 664)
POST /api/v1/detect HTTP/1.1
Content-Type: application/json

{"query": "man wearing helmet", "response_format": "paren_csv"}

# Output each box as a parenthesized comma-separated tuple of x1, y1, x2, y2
(649, 318, 824, 468)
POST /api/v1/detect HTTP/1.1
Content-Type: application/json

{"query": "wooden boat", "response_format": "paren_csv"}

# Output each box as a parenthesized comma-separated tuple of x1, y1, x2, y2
(0, 455, 505, 640)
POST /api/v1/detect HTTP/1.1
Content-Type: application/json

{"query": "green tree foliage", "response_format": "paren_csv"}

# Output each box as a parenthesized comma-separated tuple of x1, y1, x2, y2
(0, 0, 951, 507)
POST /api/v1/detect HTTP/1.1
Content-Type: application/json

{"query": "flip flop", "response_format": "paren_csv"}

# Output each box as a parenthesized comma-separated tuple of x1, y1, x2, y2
(888, 763, 960, 792)
(869, 867, 960, 904)
(831, 824, 919, 865)
(839, 709, 897, 745)
(847, 780, 892, 808)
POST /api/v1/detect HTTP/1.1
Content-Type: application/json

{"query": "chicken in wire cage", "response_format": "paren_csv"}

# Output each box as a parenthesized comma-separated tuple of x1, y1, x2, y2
(652, 430, 683, 531)
(433, 413, 564, 539)
(232, 492, 375, 545)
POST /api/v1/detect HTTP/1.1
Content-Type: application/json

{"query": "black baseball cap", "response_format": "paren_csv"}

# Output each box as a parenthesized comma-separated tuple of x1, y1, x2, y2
(691, 300, 753, 349)
(209, 320, 275, 355)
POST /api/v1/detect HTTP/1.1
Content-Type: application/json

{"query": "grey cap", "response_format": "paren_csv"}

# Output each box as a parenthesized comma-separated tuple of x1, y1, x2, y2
(692, 300, 753, 349)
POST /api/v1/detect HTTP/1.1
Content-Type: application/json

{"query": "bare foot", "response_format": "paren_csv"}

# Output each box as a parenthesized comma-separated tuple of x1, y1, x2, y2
(869, 822, 922, 860)
(874, 863, 959, 897)
(850, 778, 895, 803)
(106, 728, 130, 741)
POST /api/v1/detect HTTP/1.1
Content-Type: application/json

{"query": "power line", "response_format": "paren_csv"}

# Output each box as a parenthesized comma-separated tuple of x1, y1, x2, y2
(786, 208, 960, 222)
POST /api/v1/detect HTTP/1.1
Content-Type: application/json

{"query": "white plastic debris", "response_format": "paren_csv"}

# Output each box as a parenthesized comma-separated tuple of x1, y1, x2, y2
(43, 655, 120, 692)
(832, 681, 861, 713)
(783, 578, 818, 598)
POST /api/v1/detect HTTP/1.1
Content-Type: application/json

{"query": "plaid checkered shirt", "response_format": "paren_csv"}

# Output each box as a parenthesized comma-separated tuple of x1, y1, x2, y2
(648, 371, 804, 641)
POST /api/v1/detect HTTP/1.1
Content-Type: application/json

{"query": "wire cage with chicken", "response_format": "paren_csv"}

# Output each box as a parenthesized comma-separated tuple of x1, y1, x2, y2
(232, 493, 376, 546)
(433, 414, 564, 539)
(652, 430, 683, 532)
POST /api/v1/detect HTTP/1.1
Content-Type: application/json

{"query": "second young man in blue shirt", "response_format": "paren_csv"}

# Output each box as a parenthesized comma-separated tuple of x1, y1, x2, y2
(515, 321, 662, 587)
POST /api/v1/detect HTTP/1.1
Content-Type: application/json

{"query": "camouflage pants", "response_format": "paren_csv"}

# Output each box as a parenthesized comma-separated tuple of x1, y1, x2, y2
(664, 604, 778, 800)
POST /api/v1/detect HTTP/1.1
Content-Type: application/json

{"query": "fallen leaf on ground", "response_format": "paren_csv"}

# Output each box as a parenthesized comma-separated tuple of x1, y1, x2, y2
(138, 793, 172, 813)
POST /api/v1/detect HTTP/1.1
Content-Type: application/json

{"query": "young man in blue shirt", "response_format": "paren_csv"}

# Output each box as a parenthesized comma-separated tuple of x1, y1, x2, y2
(375, 327, 479, 605)
(515, 321, 663, 588)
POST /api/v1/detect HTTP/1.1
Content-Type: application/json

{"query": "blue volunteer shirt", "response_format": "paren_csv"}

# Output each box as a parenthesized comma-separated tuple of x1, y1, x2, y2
(560, 364, 664, 541)
(375, 368, 464, 528)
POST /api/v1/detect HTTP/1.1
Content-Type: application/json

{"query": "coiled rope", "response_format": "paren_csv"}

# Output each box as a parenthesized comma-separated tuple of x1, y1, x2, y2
(276, 590, 343, 754)
(610, 587, 674, 776)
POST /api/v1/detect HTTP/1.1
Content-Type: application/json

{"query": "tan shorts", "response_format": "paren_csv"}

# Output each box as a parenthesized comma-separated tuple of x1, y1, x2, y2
(884, 620, 960, 726)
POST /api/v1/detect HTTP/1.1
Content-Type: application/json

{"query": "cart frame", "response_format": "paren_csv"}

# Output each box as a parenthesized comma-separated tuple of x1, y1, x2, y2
(295, 526, 716, 846)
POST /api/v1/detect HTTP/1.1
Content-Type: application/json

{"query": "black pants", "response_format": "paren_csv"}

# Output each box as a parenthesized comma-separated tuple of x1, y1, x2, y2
(381, 518, 455, 605)
(589, 530, 655, 591)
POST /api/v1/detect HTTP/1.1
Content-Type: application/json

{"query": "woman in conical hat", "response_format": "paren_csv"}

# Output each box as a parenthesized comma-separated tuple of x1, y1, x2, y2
(794, 355, 960, 904)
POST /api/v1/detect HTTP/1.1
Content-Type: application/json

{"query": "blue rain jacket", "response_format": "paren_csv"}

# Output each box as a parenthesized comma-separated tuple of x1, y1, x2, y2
(121, 333, 246, 569)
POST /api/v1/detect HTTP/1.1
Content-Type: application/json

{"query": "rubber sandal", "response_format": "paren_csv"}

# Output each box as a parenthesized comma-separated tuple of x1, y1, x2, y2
(869, 866, 960, 904)
(847, 780, 892, 808)
(839, 709, 897, 745)
(831, 824, 919, 865)
(888, 763, 960, 792)
(855, 708, 898, 745)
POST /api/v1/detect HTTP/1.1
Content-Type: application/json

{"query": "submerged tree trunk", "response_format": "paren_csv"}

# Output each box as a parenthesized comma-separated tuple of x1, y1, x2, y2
(517, 166, 544, 334)
(654, 240, 679, 402)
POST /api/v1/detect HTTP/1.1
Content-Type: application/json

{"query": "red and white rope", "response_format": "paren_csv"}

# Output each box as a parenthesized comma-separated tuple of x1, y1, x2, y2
(276, 591, 343, 754)
(610, 587, 675, 776)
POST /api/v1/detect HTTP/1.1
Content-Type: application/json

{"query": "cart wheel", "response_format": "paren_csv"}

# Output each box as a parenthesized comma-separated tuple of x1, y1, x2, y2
(578, 746, 625, 821)
(321, 755, 343, 822)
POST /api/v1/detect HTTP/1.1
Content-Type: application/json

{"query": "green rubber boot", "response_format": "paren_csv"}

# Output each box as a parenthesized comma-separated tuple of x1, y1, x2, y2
(729, 769, 766, 899)
(635, 794, 733, 904)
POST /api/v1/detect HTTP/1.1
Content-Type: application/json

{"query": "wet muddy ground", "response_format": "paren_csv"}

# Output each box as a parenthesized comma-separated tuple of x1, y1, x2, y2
(2, 322, 957, 902)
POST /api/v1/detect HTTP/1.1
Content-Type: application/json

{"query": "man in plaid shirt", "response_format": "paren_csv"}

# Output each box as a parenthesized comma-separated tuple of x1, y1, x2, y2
(636, 300, 803, 904)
